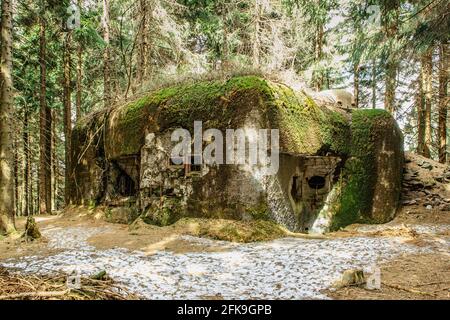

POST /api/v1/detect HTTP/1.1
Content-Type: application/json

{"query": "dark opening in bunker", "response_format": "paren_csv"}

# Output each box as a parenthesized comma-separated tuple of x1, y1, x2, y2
(307, 176, 326, 190)
(290, 176, 302, 201)
(116, 169, 135, 196)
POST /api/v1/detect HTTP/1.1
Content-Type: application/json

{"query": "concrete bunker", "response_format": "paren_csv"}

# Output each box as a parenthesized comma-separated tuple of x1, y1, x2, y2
(280, 153, 342, 232)
(70, 76, 403, 233)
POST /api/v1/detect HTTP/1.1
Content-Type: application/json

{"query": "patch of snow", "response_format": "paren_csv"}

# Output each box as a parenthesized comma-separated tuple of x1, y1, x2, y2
(0, 227, 434, 299)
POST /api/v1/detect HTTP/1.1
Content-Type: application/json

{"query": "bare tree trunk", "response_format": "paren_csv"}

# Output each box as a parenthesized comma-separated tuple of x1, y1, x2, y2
(103, 0, 112, 107)
(32, 161, 37, 215)
(315, 22, 324, 91)
(422, 48, 433, 158)
(0, 0, 16, 234)
(39, 14, 47, 215)
(372, 60, 377, 109)
(63, 32, 72, 206)
(137, 0, 148, 85)
(51, 109, 58, 211)
(39, 9, 52, 214)
(353, 64, 360, 108)
(384, 62, 397, 114)
(23, 105, 30, 216)
(438, 41, 448, 163)
(252, 0, 262, 68)
(382, 0, 399, 115)
(13, 137, 19, 216)
(76, 1, 83, 121)
(221, 2, 229, 71)
(417, 63, 425, 155)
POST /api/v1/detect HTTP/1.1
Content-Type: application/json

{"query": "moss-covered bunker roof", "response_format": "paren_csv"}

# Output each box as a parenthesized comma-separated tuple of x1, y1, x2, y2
(74, 75, 392, 160)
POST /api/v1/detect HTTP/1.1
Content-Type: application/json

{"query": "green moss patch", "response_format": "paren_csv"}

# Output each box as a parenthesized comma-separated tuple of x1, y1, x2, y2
(143, 197, 186, 227)
(174, 218, 287, 243)
(102, 75, 353, 159)
(105, 76, 272, 159)
(329, 109, 393, 231)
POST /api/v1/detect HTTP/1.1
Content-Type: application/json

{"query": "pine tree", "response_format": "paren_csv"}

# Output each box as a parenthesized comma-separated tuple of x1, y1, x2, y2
(438, 41, 448, 163)
(0, 0, 17, 234)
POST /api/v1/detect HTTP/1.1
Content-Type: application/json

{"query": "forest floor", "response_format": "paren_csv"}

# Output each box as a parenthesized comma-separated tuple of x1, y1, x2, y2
(0, 205, 448, 300)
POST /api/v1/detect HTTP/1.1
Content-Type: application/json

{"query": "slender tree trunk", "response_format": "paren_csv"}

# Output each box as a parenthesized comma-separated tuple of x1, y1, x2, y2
(372, 60, 377, 109)
(13, 138, 19, 216)
(222, 3, 229, 71)
(32, 160, 37, 215)
(39, 10, 52, 214)
(63, 33, 72, 206)
(39, 14, 47, 215)
(315, 22, 324, 91)
(384, 62, 397, 114)
(145, 1, 153, 79)
(422, 48, 433, 158)
(51, 109, 58, 211)
(252, 0, 261, 68)
(137, 0, 148, 85)
(23, 105, 30, 216)
(103, 0, 112, 107)
(382, 0, 399, 115)
(438, 41, 448, 163)
(353, 64, 360, 108)
(76, 47, 82, 120)
(417, 62, 425, 156)
(76, 0, 83, 121)
(0, 0, 16, 234)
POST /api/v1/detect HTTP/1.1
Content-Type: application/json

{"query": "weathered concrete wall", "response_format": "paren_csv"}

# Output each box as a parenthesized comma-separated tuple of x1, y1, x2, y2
(70, 111, 107, 206)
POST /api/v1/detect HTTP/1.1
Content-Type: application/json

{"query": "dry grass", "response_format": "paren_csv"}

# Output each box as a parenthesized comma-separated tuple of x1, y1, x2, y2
(0, 267, 140, 300)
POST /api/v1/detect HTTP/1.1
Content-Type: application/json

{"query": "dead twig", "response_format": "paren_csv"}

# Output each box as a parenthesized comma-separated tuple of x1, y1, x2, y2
(414, 280, 450, 287)
(382, 282, 436, 297)
(0, 269, 140, 300)
(0, 289, 70, 300)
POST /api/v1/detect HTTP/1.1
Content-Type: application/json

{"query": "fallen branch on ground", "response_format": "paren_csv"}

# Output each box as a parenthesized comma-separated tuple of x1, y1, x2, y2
(0, 268, 140, 300)
(0, 289, 70, 300)
(382, 282, 436, 297)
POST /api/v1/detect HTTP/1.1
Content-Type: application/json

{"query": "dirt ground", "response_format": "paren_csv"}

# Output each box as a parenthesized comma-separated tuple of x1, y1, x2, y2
(0, 207, 233, 260)
(0, 205, 449, 300)
(324, 253, 450, 300)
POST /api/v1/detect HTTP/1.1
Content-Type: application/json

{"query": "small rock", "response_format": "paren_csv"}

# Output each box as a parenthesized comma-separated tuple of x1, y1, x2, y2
(420, 161, 433, 170)
(107, 207, 136, 224)
(426, 205, 432, 210)
(91, 270, 108, 280)
(333, 269, 365, 289)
